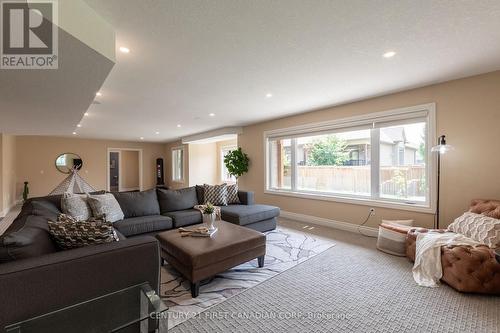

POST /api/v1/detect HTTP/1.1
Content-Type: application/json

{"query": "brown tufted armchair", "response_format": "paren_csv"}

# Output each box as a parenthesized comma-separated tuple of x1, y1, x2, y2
(406, 199, 500, 295)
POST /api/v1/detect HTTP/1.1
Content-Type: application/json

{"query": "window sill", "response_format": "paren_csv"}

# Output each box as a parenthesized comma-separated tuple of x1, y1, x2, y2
(264, 189, 435, 214)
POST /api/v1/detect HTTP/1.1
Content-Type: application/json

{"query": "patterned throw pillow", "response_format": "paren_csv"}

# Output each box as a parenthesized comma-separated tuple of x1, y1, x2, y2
(87, 193, 124, 222)
(203, 184, 228, 206)
(448, 212, 500, 248)
(61, 193, 92, 221)
(48, 214, 119, 250)
(226, 183, 240, 204)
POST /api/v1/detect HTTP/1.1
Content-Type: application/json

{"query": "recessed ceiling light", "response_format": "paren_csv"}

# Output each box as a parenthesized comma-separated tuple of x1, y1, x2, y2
(155, 131, 160, 135)
(383, 51, 396, 58)
(265, 93, 273, 98)
(140, 137, 144, 140)
(96, 92, 102, 97)
(84, 112, 89, 116)
(77, 124, 82, 128)
(176, 124, 181, 128)
(72, 132, 77, 135)
(209, 113, 215, 117)
(119, 46, 130, 53)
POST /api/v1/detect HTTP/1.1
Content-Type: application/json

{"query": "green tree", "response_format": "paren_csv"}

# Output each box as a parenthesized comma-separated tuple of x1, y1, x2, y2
(307, 135, 349, 166)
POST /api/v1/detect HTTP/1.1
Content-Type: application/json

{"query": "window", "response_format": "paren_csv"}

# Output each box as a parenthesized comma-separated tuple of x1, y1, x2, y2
(220, 145, 237, 182)
(380, 122, 427, 203)
(172, 147, 184, 181)
(265, 104, 435, 211)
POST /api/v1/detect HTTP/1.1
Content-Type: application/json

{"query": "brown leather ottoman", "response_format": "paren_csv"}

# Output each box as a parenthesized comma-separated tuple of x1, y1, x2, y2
(156, 220, 266, 297)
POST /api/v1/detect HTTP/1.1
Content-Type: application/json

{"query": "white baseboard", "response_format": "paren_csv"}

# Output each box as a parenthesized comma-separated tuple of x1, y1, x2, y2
(279, 210, 379, 237)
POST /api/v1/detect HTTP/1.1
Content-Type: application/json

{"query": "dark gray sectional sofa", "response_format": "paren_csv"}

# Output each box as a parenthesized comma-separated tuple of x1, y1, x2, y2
(0, 187, 279, 329)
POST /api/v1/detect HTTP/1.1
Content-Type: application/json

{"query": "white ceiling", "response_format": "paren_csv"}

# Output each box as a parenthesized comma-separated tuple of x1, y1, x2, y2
(0, 28, 114, 136)
(56, 1, 500, 141)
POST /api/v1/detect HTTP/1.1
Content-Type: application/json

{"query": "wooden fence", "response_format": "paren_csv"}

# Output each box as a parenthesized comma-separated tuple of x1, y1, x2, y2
(296, 165, 426, 199)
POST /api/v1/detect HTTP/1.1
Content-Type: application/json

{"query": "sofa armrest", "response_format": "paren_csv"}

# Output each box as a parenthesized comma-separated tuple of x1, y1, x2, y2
(0, 236, 160, 329)
(238, 191, 255, 205)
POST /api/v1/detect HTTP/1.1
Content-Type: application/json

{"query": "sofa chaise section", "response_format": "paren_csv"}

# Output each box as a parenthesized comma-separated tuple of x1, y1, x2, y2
(221, 204, 279, 232)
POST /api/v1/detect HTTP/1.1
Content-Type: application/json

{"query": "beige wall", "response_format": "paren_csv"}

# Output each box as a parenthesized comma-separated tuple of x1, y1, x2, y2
(165, 140, 189, 189)
(120, 150, 139, 190)
(188, 142, 218, 186)
(238, 70, 500, 229)
(0, 134, 17, 215)
(15, 136, 166, 198)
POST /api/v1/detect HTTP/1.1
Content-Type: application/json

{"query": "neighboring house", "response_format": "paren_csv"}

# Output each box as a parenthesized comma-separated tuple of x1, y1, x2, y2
(296, 127, 421, 166)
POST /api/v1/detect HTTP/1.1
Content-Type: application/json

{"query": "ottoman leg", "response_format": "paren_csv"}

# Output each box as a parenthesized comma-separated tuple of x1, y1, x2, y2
(190, 282, 200, 298)
(258, 255, 265, 268)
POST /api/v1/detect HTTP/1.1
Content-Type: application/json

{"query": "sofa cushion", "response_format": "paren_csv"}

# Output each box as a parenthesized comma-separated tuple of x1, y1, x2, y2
(195, 185, 204, 205)
(163, 209, 202, 228)
(87, 193, 124, 223)
(61, 193, 93, 221)
(157, 187, 198, 213)
(221, 204, 280, 226)
(31, 200, 61, 221)
(113, 215, 173, 237)
(0, 215, 58, 262)
(113, 189, 161, 218)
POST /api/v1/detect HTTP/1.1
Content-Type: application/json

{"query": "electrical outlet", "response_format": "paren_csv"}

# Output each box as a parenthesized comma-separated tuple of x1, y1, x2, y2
(369, 208, 375, 216)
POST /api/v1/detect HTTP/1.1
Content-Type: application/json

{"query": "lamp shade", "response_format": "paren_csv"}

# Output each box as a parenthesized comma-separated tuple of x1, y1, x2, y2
(431, 135, 454, 154)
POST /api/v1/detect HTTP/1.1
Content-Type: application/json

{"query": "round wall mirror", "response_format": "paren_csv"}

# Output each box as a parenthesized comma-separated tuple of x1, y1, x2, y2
(55, 153, 83, 174)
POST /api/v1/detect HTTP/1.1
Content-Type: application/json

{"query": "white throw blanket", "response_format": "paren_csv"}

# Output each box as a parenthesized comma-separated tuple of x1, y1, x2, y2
(412, 231, 480, 287)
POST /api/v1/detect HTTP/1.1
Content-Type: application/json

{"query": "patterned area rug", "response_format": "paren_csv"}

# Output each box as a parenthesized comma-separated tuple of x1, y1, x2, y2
(160, 226, 335, 328)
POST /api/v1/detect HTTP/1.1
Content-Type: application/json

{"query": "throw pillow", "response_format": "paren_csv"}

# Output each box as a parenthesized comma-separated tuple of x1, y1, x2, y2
(87, 193, 124, 223)
(195, 185, 205, 205)
(157, 187, 198, 213)
(226, 183, 240, 204)
(48, 214, 119, 250)
(112, 189, 160, 218)
(203, 184, 228, 206)
(448, 211, 500, 248)
(61, 193, 93, 221)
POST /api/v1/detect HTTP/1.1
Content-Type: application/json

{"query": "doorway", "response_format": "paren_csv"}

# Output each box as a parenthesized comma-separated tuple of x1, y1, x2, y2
(109, 152, 119, 191)
(107, 148, 143, 192)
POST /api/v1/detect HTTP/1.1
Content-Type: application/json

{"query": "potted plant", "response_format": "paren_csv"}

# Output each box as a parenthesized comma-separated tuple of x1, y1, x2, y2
(202, 202, 217, 231)
(223, 147, 250, 180)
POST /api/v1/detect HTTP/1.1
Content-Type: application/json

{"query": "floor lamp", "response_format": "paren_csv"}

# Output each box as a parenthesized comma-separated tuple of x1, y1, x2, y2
(431, 135, 453, 229)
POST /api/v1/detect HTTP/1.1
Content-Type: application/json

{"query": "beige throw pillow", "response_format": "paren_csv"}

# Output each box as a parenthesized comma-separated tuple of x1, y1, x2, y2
(87, 193, 124, 223)
(61, 193, 92, 221)
(448, 212, 500, 248)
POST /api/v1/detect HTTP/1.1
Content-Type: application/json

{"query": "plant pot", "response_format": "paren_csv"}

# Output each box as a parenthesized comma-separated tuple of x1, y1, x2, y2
(203, 213, 217, 231)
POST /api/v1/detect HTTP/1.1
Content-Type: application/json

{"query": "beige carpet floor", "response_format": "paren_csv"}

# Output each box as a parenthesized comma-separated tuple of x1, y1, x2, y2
(166, 218, 500, 333)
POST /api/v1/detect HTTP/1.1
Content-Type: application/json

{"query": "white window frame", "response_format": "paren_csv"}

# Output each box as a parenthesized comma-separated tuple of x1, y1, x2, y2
(220, 145, 237, 183)
(171, 146, 185, 182)
(264, 103, 436, 213)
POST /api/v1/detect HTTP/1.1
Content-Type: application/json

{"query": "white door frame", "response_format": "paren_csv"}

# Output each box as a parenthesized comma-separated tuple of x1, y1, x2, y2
(106, 148, 143, 192)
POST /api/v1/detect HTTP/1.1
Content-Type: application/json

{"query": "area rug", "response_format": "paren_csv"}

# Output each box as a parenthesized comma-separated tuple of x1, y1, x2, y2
(168, 229, 500, 333)
(160, 226, 335, 328)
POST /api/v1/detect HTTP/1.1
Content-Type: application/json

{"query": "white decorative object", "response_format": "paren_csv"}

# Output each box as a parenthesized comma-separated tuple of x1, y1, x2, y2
(49, 167, 96, 195)
(203, 212, 217, 232)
